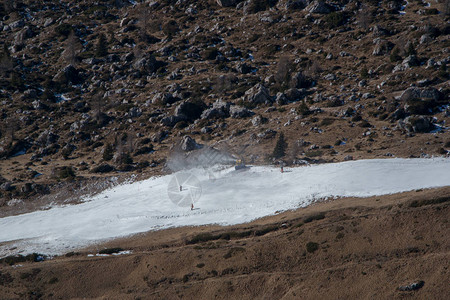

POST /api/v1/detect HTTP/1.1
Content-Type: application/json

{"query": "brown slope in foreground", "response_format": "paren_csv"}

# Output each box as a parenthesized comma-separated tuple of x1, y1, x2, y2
(0, 187, 449, 300)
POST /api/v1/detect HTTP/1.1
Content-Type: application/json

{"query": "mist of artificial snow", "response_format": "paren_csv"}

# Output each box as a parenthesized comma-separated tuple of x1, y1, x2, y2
(1, 158, 449, 257)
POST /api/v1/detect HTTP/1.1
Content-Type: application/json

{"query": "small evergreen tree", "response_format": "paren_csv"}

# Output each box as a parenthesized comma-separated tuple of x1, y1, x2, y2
(272, 132, 288, 159)
(95, 33, 108, 57)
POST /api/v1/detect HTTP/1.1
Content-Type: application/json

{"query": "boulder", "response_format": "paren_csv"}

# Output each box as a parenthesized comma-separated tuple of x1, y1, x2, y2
(306, 1, 333, 14)
(229, 105, 253, 118)
(284, 88, 306, 101)
(291, 71, 311, 88)
(398, 116, 434, 133)
(400, 87, 441, 102)
(174, 101, 205, 122)
(152, 92, 178, 105)
(216, 0, 240, 7)
(152, 131, 168, 143)
(275, 92, 288, 105)
(277, 0, 308, 10)
(161, 115, 186, 127)
(53, 65, 84, 85)
(181, 136, 200, 151)
(201, 99, 230, 119)
(243, 84, 272, 105)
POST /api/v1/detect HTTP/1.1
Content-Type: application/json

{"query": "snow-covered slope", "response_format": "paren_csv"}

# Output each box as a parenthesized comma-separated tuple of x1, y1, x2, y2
(1, 158, 449, 257)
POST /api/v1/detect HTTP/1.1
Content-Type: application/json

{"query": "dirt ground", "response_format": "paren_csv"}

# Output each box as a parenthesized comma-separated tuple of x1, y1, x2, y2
(0, 186, 449, 299)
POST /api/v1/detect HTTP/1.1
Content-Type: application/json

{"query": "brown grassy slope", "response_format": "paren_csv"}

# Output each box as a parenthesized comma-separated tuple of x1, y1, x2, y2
(0, 187, 449, 299)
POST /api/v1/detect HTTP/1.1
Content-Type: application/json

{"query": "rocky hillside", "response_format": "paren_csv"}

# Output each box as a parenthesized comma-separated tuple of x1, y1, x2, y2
(0, 0, 449, 204)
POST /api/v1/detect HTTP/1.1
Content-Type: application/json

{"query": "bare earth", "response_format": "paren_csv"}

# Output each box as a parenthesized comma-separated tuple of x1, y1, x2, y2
(0, 187, 449, 299)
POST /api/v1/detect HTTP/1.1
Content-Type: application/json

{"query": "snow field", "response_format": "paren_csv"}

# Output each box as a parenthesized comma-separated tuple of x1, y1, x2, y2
(0, 158, 449, 257)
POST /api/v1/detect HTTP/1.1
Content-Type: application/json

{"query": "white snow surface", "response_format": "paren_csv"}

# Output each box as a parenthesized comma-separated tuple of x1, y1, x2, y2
(1, 158, 449, 257)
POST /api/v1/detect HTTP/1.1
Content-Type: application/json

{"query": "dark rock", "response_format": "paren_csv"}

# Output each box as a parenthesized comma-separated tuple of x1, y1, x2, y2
(175, 100, 206, 122)
(91, 164, 115, 173)
(0, 182, 14, 191)
(307, 1, 333, 14)
(236, 62, 252, 74)
(275, 92, 288, 105)
(53, 65, 84, 85)
(400, 87, 442, 104)
(399, 116, 434, 133)
(291, 71, 311, 89)
(285, 88, 306, 101)
(152, 93, 179, 105)
(216, 0, 240, 7)
(152, 131, 168, 143)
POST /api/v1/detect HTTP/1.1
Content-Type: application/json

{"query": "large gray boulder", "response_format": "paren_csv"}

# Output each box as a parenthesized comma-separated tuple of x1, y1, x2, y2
(201, 99, 230, 119)
(398, 116, 434, 133)
(229, 105, 253, 118)
(181, 136, 201, 151)
(243, 84, 272, 105)
(400, 87, 442, 102)
(306, 1, 333, 14)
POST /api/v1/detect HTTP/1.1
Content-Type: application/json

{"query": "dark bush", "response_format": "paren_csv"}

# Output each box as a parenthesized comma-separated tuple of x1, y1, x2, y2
(162, 20, 178, 37)
(409, 197, 449, 208)
(55, 166, 76, 179)
(98, 247, 123, 254)
(91, 164, 115, 173)
(324, 12, 346, 29)
(304, 213, 325, 223)
(254, 225, 278, 236)
(306, 242, 319, 253)
(202, 48, 219, 60)
(55, 24, 73, 37)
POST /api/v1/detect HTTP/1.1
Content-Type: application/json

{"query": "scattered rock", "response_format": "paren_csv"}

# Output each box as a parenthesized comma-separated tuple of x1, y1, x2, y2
(180, 136, 201, 151)
(398, 281, 425, 292)
(243, 84, 272, 105)
(307, 1, 333, 14)
(229, 105, 253, 118)
(398, 116, 434, 133)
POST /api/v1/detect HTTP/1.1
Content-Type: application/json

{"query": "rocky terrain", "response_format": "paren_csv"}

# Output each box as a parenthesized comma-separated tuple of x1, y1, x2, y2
(0, 0, 449, 207)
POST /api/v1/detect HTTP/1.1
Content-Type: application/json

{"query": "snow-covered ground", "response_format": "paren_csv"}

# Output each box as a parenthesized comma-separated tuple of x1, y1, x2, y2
(1, 158, 449, 258)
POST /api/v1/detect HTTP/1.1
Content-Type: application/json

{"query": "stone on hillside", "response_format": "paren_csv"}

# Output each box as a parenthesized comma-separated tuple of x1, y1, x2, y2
(201, 99, 230, 119)
(152, 131, 168, 143)
(284, 88, 306, 101)
(400, 87, 441, 102)
(175, 101, 205, 121)
(216, 0, 239, 7)
(291, 71, 310, 88)
(278, 0, 308, 10)
(306, 1, 333, 14)
(53, 65, 84, 84)
(181, 136, 200, 151)
(275, 92, 288, 105)
(161, 115, 186, 127)
(372, 39, 393, 56)
(229, 105, 253, 118)
(152, 92, 178, 105)
(243, 84, 272, 105)
(399, 116, 434, 133)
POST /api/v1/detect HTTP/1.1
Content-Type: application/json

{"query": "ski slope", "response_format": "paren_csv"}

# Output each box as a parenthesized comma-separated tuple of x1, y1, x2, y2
(1, 158, 449, 257)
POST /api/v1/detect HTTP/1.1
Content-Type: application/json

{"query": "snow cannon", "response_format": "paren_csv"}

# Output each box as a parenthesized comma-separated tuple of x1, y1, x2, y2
(235, 159, 247, 171)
